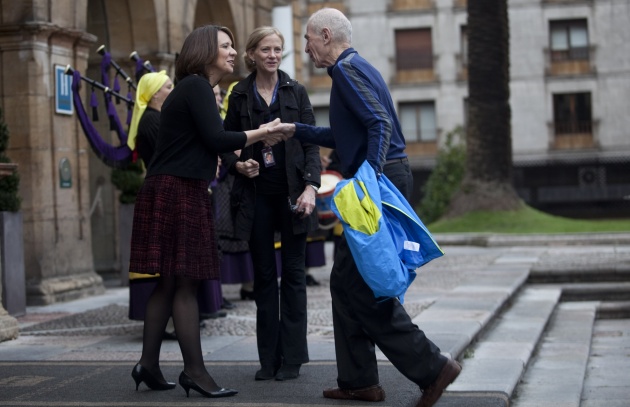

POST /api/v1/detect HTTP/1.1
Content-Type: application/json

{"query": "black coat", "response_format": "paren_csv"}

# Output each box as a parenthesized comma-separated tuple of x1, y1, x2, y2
(221, 70, 321, 241)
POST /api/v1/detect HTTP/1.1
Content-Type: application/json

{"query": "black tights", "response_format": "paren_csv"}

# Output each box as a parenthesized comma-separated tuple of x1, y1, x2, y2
(138, 275, 220, 391)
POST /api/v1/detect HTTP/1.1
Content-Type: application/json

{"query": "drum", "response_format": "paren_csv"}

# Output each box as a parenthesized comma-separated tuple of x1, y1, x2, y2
(316, 170, 342, 229)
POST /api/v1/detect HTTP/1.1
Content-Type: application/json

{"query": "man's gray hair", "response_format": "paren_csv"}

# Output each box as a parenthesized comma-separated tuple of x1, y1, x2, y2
(307, 8, 352, 45)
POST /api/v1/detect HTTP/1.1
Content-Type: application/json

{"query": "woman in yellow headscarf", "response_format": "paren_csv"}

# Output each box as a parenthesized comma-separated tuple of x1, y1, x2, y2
(127, 70, 173, 167)
(127, 70, 173, 324)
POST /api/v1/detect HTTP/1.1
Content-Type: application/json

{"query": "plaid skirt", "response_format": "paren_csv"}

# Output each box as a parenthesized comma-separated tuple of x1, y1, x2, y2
(129, 175, 219, 280)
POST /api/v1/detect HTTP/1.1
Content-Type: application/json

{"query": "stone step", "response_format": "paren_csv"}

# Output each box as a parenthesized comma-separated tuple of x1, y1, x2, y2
(580, 318, 630, 407)
(413, 263, 531, 361)
(510, 302, 598, 407)
(528, 265, 630, 284)
(596, 300, 630, 319)
(404, 256, 537, 406)
(447, 287, 562, 399)
(560, 282, 630, 302)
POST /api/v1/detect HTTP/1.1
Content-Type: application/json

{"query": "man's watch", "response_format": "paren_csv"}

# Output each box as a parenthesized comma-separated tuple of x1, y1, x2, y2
(308, 183, 319, 193)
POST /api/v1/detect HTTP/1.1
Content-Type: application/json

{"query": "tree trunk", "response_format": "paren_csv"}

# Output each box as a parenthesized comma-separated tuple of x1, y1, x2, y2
(446, 0, 522, 218)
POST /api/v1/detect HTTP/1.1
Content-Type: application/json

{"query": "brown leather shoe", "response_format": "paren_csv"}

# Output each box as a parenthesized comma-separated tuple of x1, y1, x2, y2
(323, 384, 385, 402)
(415, 358, 462, 407)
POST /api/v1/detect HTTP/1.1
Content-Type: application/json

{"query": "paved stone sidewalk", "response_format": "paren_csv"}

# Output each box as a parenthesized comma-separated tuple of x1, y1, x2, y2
(1, 235, 629, 407)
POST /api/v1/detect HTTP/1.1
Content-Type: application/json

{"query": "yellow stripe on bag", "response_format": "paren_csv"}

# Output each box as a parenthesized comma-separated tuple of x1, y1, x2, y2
(333, 180, 380, 235)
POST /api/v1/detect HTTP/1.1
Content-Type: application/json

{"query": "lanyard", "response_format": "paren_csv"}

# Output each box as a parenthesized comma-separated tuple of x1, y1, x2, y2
(253, 80, 279, 112)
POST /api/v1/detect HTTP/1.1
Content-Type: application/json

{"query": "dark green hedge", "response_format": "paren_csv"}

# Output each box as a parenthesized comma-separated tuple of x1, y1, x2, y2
(417, 127, 465, 224)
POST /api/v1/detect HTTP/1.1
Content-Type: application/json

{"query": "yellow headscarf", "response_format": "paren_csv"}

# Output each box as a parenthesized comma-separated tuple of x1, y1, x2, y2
(127, 70, 170, 150)
(221, 81, 239, 120)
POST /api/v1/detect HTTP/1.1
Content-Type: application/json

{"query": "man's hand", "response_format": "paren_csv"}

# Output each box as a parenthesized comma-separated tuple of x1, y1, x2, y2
(267, 121, 296, 140)
(236, 159, 259, 178)
(260, 118, 286, 146)
(293, 186, 317, 219)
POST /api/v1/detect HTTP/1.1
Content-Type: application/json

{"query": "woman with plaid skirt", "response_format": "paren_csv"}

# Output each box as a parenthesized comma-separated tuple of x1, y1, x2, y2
(129, 25, 285, 399)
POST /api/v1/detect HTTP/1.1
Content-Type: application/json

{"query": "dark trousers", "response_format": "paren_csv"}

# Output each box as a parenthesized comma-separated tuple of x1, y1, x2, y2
(330, 160, 446, 389)
(249, 193, 309, 367)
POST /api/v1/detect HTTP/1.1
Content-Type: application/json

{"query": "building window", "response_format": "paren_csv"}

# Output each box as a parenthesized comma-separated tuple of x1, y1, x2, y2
(457, 25, 468, 81)
(399, 101, 437, 142)
(395, 28, 433, 70)
(460, 26, 468, 68)
(308, 59, 332, 88)
(550, 19, 589, 62)
(553, 92, 592, 135)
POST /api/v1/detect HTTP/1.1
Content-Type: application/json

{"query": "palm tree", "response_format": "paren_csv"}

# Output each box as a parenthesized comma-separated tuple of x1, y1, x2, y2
(446, 0, 522, 217)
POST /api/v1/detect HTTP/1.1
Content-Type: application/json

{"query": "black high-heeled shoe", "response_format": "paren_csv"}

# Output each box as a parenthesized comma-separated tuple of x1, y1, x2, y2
(131, 363, 176, 391)
(178, 371, 238, 398)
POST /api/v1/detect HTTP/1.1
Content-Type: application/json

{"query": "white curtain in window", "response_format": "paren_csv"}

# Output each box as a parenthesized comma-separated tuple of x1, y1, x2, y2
(569, 25, 588, 47)
(400, 105, 420, 142)
(551, 27, 568, 51)
(420, 104, 437, 141)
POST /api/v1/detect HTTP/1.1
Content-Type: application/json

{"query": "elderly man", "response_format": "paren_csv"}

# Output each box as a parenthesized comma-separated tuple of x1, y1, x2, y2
(269, 7, 461, 407)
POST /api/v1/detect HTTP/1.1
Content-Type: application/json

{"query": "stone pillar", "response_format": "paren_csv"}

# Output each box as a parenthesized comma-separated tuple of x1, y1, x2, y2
(0, 19, 104, 305)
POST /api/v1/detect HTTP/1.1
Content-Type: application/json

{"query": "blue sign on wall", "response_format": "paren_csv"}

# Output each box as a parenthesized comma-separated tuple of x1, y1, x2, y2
(55, 65, 73, 115)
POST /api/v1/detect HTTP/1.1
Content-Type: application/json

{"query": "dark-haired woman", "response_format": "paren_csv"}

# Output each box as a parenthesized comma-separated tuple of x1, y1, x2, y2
(128, 25, 284, 398)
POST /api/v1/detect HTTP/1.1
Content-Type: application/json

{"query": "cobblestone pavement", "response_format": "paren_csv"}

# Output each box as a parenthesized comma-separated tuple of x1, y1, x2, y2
(15, 244, 501, 337)
(15, 242, 630, 339)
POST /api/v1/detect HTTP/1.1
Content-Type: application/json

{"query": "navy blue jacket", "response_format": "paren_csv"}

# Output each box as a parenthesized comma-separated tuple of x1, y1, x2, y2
(294, 48, 407, 178)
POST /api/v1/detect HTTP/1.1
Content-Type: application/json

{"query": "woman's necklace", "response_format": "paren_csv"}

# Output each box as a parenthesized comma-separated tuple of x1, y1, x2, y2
(256, 79, 278, 106)
(258, 87, 273, 105)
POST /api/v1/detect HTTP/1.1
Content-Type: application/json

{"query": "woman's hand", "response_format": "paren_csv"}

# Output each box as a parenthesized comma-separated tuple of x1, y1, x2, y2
(267, 121, 296, 141)
(236, 159, 260, 178)
(260, 118, 286, 147)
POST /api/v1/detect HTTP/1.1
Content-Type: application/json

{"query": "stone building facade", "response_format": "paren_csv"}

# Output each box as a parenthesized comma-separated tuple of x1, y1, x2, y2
(307, 0, 630, 216)
(0, 0, 300, 335)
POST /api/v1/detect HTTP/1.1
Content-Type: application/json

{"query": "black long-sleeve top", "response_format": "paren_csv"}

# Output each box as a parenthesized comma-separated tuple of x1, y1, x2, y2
(146, 75, 247, 181)
(135, 107, 160, 167)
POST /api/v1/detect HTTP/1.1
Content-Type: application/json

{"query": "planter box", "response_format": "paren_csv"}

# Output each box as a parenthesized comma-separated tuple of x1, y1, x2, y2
(0, 211, 25, 316)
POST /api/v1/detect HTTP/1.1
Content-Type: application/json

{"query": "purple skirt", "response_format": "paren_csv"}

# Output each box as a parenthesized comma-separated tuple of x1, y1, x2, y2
(305, 240, 326, 268)
(219, 251, 255, 284)
(129, 175, 219, 280)
(128, 278, 223, 320)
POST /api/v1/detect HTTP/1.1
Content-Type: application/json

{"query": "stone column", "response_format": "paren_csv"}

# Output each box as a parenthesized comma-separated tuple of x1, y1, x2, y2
(0, 20, 104, 305)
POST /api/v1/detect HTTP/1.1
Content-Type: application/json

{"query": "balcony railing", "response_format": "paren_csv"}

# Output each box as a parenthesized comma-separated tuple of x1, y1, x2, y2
(544, 45, 596, 76)
(551, 120, 596, 149)
(554, 120, 592, 135)
(550, 47, 589, 62)
(390, 0, 434, 11)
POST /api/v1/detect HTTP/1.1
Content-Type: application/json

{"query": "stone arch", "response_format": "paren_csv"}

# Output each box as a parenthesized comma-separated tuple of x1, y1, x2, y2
(0, 0, 284, 306)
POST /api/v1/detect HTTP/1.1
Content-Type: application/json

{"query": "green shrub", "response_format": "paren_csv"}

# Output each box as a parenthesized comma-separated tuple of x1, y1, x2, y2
(111, 161, 144, 204)
(0, 108, 21, 212)
(417, 127, 465, 224)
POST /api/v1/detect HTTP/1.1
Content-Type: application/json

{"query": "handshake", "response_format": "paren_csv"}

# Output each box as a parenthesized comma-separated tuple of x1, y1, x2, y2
(259, 118, 296, 147)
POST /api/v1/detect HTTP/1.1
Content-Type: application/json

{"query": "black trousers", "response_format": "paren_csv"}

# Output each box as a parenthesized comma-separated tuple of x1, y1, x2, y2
(249, 193, 309, 368)
(330, 160, 446, 389)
